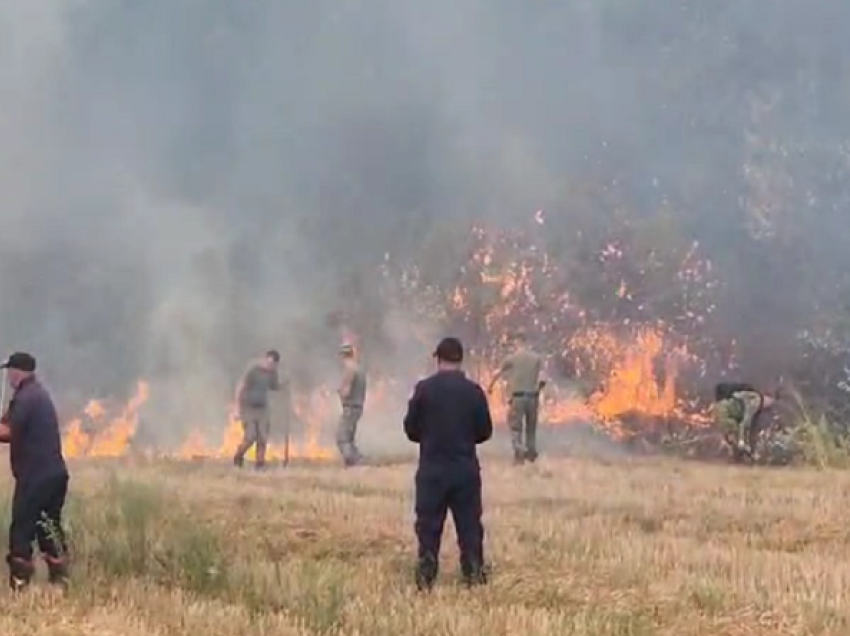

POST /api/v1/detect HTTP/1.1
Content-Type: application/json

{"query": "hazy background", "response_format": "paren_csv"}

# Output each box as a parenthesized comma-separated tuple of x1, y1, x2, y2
(2, 1, 850, 448)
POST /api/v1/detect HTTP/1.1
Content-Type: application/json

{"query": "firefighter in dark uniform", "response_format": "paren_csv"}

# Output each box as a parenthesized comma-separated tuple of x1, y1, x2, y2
(0, 352, 70, 591)
(403, 337, 493, 591)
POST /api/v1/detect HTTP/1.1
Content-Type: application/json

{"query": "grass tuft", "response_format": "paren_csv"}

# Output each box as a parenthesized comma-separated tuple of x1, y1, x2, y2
(786, 390, 850, 469)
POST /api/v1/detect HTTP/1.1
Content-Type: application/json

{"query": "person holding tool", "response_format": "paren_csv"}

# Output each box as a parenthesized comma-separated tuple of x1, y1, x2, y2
(0, 352, 70, 591)
(487, 331, 546, 464)
(232, 349, 281, 470)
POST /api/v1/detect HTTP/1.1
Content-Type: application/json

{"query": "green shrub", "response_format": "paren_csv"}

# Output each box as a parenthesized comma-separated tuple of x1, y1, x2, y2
(786, 392, 850, 469)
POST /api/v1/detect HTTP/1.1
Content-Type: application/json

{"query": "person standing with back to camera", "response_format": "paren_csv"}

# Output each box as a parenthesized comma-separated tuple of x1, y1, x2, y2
(403, 337, 493, 591)
(487, 331, 546, 465)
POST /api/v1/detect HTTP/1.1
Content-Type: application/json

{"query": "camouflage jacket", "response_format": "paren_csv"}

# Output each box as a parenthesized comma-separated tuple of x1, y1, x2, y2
(714, 391, 763, 437)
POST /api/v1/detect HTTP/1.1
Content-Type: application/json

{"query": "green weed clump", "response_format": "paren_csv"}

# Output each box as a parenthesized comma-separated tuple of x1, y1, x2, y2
(60, 472, 353, 626)
(785, 391, 850, 469)
(67, 474, 230, 595)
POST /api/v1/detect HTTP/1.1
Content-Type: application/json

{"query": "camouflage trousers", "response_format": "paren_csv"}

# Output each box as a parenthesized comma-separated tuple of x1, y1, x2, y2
(727, 420, 760, 458)
(234, 407, 271, 467)
(717, 416, 758, 453)
(336, 405, 363, 466)
(508, 394, 539, 463)
(720, 420, 749, 449)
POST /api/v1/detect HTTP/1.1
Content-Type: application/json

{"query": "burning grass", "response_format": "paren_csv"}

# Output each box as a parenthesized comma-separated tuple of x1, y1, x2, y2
(59, 323, 715, 461)
(53, 218, 733, 461)
(1, 457, 850, 634)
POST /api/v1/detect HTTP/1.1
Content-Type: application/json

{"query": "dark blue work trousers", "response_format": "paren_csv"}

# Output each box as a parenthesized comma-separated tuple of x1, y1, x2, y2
(414, 464, 484, 576)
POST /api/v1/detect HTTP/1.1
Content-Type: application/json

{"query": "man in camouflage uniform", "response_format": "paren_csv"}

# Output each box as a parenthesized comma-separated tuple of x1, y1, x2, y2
(337, 344, 367, 467)
(233, 350, 281, 470)
(487, 332, 546, 464)
(713, 382, 776, 460)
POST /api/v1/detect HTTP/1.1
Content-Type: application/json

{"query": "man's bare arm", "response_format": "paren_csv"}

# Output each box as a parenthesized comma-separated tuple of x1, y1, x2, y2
(538, 356, 549, 391)
(233, 362, 254, 405)
(487, 358, 511, 393)
(338, 367, 354, 400)
(233, 378, 245, 405)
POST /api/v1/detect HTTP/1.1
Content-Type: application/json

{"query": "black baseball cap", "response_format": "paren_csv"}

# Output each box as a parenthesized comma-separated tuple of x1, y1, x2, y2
(433, 337, 463, 363)
(0, 352, 36, 372)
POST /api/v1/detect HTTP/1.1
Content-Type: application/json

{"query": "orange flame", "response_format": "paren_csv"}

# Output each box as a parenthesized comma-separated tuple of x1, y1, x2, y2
(61, 219, 715, 458)
(478, 326, 705, 439)
(62, 379, 408, 461)
(584, 328, 704, 439)
(61, 381, 148, 457)
(61, 327, 705, 459)
(175, 392, 335, 461)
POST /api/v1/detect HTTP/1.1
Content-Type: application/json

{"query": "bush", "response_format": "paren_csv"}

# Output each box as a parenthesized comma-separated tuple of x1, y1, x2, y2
(785, 392, 850, 469)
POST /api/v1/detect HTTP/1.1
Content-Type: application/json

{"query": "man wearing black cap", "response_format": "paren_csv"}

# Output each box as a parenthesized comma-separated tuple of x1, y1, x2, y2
(403, 337, 493, 591)
(0, 352, 69, 591)
(233, 349, 282, 470)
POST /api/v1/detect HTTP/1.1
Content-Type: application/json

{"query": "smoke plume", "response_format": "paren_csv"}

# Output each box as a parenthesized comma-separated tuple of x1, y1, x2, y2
(2, 1, 850, 447)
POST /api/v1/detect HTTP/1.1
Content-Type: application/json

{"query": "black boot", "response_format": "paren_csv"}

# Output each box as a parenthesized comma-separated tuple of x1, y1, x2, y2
(6, 555, 33, 592)
(415, 554, 438, 592)
(45, 556, 69, 589)
(233, 454, 244, 468)
(343, 454, 361, 468)
(461, 560, 488, 587)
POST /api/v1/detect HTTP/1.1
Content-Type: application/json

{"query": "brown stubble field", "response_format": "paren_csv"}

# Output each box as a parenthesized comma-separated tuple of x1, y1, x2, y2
(0, 455, 849, 635)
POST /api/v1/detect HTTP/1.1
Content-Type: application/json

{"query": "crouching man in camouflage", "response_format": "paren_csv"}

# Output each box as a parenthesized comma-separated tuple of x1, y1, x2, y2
(233, 350, 281, 470)
(336, 344, 367, 467)
(713, 382, 776, 460)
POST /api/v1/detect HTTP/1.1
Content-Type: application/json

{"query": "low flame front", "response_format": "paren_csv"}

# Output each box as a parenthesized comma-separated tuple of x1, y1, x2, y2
(61, 217, 715, 459)
(63, 381, 336, 460)
(61, 326, 707, 459)
(176, 390, 335, 461)
(63, 382, 150, 458)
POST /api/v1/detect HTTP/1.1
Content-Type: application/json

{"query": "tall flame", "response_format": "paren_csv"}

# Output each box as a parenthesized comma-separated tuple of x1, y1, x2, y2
(590, 329, 677, 420)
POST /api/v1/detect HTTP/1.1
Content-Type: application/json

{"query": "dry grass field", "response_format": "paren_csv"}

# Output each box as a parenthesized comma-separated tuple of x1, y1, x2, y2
(0, 455, 849, 635)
